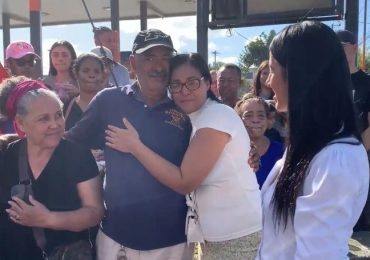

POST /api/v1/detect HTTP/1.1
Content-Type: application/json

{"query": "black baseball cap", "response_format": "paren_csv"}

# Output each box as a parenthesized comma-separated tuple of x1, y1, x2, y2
(336, 30, 356, 45)
(132, 29, 175, 54)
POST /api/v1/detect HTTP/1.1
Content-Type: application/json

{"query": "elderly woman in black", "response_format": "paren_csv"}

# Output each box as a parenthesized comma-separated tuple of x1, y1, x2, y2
(0, 78, 104, 260)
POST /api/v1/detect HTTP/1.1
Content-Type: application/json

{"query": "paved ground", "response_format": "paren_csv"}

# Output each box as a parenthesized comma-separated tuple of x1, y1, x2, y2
(349, 232, 370, 259)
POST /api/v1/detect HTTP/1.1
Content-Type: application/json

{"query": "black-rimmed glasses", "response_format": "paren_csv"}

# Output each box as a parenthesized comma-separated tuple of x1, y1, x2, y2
(168, 77, 204, 94)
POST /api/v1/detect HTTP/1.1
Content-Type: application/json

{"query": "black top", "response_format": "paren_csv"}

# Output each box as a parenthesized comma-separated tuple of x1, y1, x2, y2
(0, 139, 99, 259)
(352, 69, 370, 131)
(352, 70, 370, 232)
(64, 100, 83, 131)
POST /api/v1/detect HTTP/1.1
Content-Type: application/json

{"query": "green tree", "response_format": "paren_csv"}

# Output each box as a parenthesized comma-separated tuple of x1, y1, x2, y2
(209, 61, 225, 71)
(357, 49, 370, 72)
(238, 30, 276, 73)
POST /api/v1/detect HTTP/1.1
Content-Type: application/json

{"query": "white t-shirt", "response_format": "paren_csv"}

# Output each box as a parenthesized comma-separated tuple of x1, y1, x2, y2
(189, 99, 262, 242)
(257, 137, 369, 260)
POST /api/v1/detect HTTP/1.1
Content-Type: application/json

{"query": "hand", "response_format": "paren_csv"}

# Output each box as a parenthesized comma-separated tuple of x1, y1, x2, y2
(91, 149, 104, 161)
(105, 118, 141, 154)
(248, 142, 261, 172)
(6, 195, 50, 227)
(55, 82, 79, 99)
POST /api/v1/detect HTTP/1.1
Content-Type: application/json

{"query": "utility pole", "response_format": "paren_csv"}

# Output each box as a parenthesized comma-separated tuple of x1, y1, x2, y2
(362, 0, 368, 70)
(211, 50, 219, 66)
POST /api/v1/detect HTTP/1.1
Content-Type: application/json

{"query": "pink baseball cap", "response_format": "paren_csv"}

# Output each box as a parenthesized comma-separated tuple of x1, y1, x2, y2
(5, 41, 41, 60)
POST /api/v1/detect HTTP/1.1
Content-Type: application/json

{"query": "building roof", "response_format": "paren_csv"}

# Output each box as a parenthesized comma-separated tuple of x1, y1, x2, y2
(0, 0, 199, 28)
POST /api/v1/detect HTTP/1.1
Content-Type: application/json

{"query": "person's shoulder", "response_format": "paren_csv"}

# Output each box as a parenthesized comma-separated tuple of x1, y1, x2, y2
(164, 101, 191, 123)
(203, 99, 241, 122)
(307, 137, 368, 190)
(313, 136, 366, 167)
(352, 69, 370, 82)
(96, 84, 133, 98)
(203, 99, 231, 113)
(41, 76, 55, 89)
(113, 62, 129, 72)
(59, 138, 91, 155)
(5, 138, 22, 151)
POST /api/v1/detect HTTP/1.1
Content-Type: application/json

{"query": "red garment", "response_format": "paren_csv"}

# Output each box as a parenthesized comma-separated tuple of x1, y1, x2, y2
(0, 62, 9, 83)
(5, 80, 47, 136)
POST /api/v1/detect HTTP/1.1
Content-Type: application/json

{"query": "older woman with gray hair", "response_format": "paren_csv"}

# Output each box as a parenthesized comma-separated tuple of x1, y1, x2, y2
(0, 78, 104, 260)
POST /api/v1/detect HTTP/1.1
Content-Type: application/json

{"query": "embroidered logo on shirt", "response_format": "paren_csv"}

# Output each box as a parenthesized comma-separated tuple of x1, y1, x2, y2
(165, 109, 186, 130)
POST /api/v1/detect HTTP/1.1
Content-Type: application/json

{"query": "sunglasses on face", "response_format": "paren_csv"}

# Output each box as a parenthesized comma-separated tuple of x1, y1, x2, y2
(14, 58, 36, 67)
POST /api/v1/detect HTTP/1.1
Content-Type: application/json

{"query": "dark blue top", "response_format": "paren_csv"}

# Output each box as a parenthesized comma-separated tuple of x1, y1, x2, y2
(256, 139, 285, 189)
(0, 118, 15, 134)
(65, 83, 192, 250)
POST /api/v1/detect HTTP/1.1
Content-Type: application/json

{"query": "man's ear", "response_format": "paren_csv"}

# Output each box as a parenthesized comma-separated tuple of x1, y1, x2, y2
(129, 55, 137, 73)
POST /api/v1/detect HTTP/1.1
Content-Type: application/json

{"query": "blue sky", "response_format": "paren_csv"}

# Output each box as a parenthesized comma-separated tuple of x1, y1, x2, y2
(0, 0, 368, 74)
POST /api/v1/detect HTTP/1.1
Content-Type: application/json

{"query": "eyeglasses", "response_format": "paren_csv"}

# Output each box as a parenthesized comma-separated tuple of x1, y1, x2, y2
(14, 58, 36, 67)
(168, 77, 204, 93)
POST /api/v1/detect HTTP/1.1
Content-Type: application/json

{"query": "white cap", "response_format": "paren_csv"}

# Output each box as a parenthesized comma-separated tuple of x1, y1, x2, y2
(90, 46, 114, 61)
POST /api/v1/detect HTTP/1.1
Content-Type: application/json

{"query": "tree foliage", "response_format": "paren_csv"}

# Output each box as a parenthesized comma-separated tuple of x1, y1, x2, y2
(238, 30, 276, 73)
(209, 61, 225, 71)
(357, 49, 370, 72)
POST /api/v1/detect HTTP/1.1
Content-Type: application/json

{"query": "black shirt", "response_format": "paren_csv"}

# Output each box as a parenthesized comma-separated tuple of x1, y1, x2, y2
(352, 69, 370, 131)
(0, 139, 99, 259)
(64, 100, 83, 131)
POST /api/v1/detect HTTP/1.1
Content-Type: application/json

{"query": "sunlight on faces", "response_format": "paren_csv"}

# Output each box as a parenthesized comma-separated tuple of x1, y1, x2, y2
(96, 31, 116, 53)
(217, 68, 240, 100)
(16, 95, 64, 149)
(241, 101, 268, 140)
(51, 45, 73, 72)
(170, 62, 209, 114)
(267, 53, 288, 112)
(130, 46, 172, 93)
(75, 58, 105, 94)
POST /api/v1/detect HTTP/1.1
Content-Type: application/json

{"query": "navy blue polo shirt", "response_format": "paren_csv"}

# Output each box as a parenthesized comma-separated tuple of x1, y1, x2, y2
(66, 83, 192, 250)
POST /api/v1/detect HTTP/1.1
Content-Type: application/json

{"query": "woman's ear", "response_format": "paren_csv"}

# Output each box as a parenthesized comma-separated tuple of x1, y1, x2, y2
(15, 115, 25, 133)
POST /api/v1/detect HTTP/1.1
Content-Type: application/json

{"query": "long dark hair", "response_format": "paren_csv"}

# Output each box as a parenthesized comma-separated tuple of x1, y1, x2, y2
(271, 21, 360, 228)
(48, 40, 77, 77)
(169, 53, 220, 102)
(251, 60, 272, 98)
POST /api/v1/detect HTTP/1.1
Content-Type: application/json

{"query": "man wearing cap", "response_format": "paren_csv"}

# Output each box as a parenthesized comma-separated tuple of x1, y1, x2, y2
(337, 30, 370, 232)
(66, 29, 192, 260)
(94, 26, 130, 86)
(90, 46, 116, 87)
(4, 41, 40, 79)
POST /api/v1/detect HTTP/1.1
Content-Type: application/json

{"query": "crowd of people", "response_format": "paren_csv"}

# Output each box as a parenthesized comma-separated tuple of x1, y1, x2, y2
(0, 20, 369, 260)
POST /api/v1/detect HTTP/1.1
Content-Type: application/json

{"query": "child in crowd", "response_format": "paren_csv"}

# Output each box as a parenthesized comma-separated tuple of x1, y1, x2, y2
(235, 96, 284, 188)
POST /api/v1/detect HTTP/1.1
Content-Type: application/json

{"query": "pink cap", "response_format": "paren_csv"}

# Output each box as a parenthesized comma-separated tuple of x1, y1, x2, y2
(5, 41, 41, 60)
